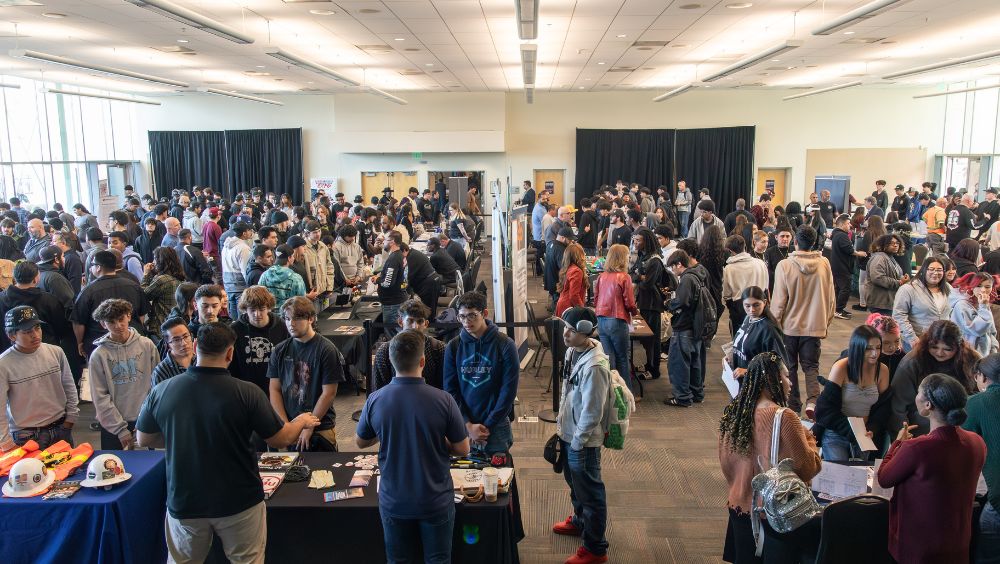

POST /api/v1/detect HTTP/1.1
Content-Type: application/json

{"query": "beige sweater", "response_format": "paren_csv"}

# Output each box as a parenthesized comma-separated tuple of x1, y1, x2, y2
(719, 405, 822, 514)
(771, 251, 836, 338)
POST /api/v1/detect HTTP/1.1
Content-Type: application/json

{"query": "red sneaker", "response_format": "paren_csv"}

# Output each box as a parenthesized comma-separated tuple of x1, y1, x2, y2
(565, 547, 608, 564)
(552, 516, 582, 536)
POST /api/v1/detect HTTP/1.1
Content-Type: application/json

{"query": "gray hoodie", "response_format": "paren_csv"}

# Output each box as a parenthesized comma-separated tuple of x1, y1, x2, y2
(891, 279, 951, 348)
(557, 339, 612, 451)
(88, 328, 160, 440)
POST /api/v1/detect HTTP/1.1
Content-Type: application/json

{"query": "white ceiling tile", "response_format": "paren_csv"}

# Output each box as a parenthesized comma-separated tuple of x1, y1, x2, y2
(405, 19, 450, 33)
(620, 0, 671, 17)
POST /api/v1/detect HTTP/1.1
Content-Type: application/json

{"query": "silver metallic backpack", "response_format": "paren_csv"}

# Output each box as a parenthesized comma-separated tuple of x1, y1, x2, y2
(749, 408, 823, 556)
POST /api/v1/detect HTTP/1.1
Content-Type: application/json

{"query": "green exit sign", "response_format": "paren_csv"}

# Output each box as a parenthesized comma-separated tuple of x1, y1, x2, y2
(412, 152, 422, 159)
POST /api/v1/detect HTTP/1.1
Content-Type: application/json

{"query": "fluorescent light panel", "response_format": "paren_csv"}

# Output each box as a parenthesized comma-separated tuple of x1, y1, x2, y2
(702, 41, 803, 82)
(9, 49, 188, 88)
(515, 0, 538, 40)
(264, 47, 359, 86)
(812, 0, 913, 35)
(0, 83, 18, 89)
(198, 87, 282, 105)
(124, 0, 254, 44)
(783, 81, 863, 101)
(521, 44, 537, 87)
(652, 83, 697, 102)
(913, 83, 1000, 99)
(364, 86, 408, 105)
(44, 88, 161, 105)
(883, 48, 1000, 80)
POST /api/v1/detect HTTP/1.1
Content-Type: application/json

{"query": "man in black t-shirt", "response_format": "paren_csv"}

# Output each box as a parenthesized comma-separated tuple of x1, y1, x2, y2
(946, 194, 978, 250)
(577, 198, 599, 255)
(72, 250, 148, 357)
(817, 190, 838, 229)
(137, 322, 319, 563)
(268, 296, 346, 451)
(377, 231, 409, 337)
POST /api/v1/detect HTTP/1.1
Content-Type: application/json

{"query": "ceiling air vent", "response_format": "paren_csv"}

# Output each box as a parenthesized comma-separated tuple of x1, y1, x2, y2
(608, 67, 636, 72)
(152, 45, 196, 54)
(632, 41, 669, 48)
(842, 37, 886, 45)
(398, 69, 424, 76)
(356, 44, 393, 54)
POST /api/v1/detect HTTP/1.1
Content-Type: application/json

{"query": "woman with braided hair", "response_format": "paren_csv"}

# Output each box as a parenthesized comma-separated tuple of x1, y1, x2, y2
(719, 352, 821, 564)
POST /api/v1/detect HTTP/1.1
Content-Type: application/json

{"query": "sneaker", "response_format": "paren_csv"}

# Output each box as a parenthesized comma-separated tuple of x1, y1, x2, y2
(660, 352, 668, 360)
(834, 310, 852, 320)
(805, 402, 816, 420)
(565, 547, 608, 564)
(851, 304, 867, 311)
(553, 516, 583, 536)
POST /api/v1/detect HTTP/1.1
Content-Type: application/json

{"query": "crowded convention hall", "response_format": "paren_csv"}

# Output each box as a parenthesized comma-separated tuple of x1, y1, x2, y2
(1, 1, 1000, 564)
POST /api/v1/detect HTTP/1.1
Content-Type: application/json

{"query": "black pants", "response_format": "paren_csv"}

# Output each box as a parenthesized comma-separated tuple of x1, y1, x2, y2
(723, 509, 821, 564)
(782, 335, 821, 414)
(100, 421, 136, 450)
(833, 272, 851, 312)
(728, 300, 747, 338)
(60, 336, 84, 386)
(533, 240, 546, 275)
(640, 309, 662, 379)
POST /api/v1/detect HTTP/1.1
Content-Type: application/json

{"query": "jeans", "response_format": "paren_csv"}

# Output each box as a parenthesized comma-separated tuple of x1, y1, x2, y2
(227, 292, 241, 320)
(979, 502, 1000, 564)
(677, 211, 690, 238)
(782, 335, 821, 414)
(820, 429, 863, 461)
(668, 329, 703, 404)
(561, 441, 608, 557)
(383, 304, 402, 338)
(472, 420, 513, 455)
(13, 422, 73, 450)
(165, 501, 266, 564)
(640, 308, 662, 379)
(598, 317, 632, 392)
(100, 421, 136, 450)
(833, 272, 851, 312)
(380, 503, 455, 564)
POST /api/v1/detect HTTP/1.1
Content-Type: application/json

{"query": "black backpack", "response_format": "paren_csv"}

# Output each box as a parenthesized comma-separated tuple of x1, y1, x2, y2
(690, 275, 718, 342)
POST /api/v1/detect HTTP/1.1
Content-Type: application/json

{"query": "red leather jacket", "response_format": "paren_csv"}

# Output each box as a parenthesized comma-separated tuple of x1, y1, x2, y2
(555, 265, 587, 317)
(593, 271, 639, 321)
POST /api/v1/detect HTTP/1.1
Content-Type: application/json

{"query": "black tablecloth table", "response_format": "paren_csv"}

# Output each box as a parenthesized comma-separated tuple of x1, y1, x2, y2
(209, 452, 523, 563)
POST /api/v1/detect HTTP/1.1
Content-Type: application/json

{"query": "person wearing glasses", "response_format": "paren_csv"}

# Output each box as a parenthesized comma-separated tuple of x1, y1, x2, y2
(268, 296, 345, 451)
(443, 291, 519, 456)
(152, 317, 195, 385)
(892, 256, 952, 352)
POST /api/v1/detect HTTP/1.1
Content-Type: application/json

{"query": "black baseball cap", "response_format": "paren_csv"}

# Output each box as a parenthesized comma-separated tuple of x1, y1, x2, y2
(286, 235, 307, 249)
(38, 245, 61, 264)
(5, 306, 42, 333)
(558, 227, 576, 241)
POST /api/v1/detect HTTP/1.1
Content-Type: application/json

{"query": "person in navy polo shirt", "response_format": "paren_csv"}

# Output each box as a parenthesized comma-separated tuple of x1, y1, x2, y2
(356, 330, 469, 563)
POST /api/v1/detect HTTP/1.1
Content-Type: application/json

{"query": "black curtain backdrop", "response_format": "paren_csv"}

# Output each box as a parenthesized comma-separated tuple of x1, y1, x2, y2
(148, 131, 227, 200)
(575, 129, 675, 205)
(574, 126, 755, 220)
(225, 128, 303, 200)
(675, 126, 756, 220)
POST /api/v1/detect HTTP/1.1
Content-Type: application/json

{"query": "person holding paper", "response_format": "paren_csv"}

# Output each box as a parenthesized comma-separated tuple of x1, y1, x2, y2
(729, 286, 788, 378)
(812, 325, 889, 461)
(877, 374, 986, 564)
(963, 354, 1000, 562)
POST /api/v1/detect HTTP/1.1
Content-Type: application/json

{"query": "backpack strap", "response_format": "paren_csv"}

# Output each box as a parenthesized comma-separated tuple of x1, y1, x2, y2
(770, 407, 785, 468)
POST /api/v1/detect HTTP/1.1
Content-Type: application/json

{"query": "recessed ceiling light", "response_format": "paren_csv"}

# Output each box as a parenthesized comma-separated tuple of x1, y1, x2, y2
(177, 39, 189, 43)
(597, 62, 605, 65)
(394, 38, 405, 41)
(425, 63, 434, 67)
(844, 31, 855, 35)
(307, 81, 314, 84)
(616, 34, 627, 38)
(786, 66, 795, 70)
(726, 2, 753, 8)
(770, 59, 780, 62)
(42, 13, 66, 19)
(309, 9, 336, 15)
(679, 3, 702, 9)
(578, 86, 585, 89)
(256, 65, 265, 68)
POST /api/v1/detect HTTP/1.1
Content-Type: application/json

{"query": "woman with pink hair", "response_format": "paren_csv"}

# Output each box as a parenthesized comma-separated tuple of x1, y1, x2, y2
(950, 272, 1000, 357)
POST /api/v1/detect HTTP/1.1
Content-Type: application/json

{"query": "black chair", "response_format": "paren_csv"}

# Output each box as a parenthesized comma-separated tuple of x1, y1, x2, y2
(815, 494, 891, 564)
(470, 256, 483, 286)
(525, 301, 549, 378)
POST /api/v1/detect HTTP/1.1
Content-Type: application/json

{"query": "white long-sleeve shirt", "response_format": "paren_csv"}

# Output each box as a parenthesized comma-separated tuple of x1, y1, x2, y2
(0, 343, 79, 450)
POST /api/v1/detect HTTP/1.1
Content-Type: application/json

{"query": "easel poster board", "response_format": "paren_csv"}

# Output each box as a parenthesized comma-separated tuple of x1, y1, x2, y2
(509, 205, 529, 355)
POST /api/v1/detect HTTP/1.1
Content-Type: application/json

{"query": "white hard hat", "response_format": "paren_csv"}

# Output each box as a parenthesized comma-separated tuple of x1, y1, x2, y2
(80, 453, 132, 488)
(2, 457, 55, 497)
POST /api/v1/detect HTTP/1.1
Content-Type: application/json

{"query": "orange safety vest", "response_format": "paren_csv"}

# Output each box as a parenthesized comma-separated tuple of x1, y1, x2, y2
(24, 440, 71, 463)
(52, 443, 94, 481)
(0, 440, 40, 476)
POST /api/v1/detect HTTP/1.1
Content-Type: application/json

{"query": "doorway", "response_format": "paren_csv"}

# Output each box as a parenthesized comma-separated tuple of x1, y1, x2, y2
(428, 171, 485, 211)
(756, 168, 788, 205)
(360, 171, 419, 205)
(534, 169, 565, 206)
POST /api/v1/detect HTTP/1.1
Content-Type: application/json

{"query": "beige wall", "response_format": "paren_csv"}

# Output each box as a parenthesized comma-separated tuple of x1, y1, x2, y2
(135, 87, 946, 205)
(804, 148, 929, 201)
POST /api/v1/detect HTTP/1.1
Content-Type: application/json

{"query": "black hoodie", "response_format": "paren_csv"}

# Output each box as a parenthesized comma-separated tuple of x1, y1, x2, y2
(669, 263, 709, 331)
(229, 313, 290, 394)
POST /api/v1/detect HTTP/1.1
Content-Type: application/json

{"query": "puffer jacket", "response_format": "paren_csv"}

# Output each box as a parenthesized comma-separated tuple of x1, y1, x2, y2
(771, 250, 835, 338)
(302, 241, 334, 294)
(594, 271, 639, 322)
(557, 339, 612, 451)
(258, 265, 306, 309)
(865, 251, 904, 311)
(892, 280, 952, 348)
(221, 236, 252, 294)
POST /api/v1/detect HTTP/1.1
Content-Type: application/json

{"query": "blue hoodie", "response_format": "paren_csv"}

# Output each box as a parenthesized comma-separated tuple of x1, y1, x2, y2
(443, 320, 519, 429)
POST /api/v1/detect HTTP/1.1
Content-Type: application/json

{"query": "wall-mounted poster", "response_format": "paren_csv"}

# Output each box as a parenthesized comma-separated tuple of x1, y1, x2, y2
(311, 178, 337, 199)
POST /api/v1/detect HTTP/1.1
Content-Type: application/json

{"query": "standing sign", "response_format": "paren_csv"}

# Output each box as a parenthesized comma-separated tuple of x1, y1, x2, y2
(509, 205, 529, 355)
